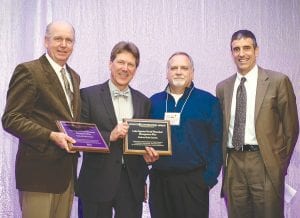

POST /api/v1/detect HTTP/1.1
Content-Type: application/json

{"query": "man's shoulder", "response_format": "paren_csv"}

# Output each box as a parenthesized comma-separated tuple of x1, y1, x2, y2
(81, 81, 107, 93)
(129, 86, 150, 102)
(259, 66, 288, 80)
(216, 74, 236, 89)
(11, 56, 48, 81)
(150, 91, 165, 101)
(16, 56, 43, 70)
(193, 87, 218, 103)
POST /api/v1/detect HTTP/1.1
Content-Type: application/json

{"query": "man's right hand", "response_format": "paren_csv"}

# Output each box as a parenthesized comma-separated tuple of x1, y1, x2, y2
(109, 122, 129, 142)
(49, 131, 76, 153)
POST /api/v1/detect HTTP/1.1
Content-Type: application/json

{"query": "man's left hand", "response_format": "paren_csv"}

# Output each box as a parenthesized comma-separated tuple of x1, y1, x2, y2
(143, 146, 159, 164)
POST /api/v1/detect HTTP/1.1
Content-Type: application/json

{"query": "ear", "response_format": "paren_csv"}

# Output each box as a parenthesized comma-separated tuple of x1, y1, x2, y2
(191, 69, 194, 80)
(255, 46, 259, 58)
(166, 69, 170, 80)
(132, 67, 137, 77)
(44, 37, 48, 48)
(109, 61, 113, 71)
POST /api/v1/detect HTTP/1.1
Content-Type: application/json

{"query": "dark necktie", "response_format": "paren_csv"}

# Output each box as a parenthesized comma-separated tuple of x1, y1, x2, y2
(232, 77, 247, 151)
(60, 68, 74, 111)
(113, 89, 129, 98)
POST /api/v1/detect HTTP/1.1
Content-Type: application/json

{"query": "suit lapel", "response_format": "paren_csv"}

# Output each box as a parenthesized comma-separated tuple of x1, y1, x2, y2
(255, 67, 269, 121)
(101, 81, 118, 125)
(224, 75, 236, 130)
(39, 55, 72, 116)
(67, 65, 80, 120)
(131, 88, 140, 118)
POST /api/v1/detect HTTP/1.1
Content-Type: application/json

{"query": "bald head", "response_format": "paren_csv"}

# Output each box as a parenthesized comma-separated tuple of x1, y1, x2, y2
(45, 21, 75, 40)
(44, 21, 75, 66)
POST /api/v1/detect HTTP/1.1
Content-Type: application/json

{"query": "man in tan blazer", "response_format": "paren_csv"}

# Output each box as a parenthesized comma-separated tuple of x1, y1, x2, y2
(216, 30, 299, 218)
(2, 21, 81, 218)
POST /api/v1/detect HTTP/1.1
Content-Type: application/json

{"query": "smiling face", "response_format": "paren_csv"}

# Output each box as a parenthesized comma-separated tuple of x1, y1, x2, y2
(167, 54, 194, 94)
(231, 37, 259, 75)
(109, 51, 137, 90)
(44, 21, 75, 66)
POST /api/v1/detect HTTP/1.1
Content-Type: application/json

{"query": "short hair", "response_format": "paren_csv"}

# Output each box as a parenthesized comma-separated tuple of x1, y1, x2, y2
(231, 30, 257, 50)
(167, 52, 194, 70)
(110, 41, 140, 67)
(45, 21, 75, 40)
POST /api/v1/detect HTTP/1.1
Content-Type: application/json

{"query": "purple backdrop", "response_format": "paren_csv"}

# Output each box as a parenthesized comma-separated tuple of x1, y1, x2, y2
(1, 0, 299, 217)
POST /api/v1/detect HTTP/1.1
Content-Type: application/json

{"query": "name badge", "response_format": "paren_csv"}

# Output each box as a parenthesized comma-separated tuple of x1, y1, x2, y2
(164, 112, 180, 126)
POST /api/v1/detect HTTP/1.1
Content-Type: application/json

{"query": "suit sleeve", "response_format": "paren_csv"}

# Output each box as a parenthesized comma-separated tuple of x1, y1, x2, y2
(2, 64, 52, 151)
(215, 84, 222, 100)
(278, 76, 299, 170)
(80, 88, 91, 123)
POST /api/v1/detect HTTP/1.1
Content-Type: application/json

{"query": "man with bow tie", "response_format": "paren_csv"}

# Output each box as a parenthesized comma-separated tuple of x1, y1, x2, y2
(76, 41, 159, 218)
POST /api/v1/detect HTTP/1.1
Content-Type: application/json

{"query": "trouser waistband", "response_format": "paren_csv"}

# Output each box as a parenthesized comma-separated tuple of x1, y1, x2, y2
(227, 144, 259, 152)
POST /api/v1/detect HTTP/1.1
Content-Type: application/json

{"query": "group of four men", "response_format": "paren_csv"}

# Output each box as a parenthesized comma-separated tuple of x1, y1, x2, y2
(2, 21, 298, 218)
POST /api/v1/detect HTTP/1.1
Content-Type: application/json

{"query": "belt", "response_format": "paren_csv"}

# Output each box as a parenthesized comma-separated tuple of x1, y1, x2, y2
(227, 144, 259, 152)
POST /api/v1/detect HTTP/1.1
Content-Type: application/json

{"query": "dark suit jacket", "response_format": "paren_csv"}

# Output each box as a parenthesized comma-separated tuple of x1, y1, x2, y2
(216, 66, 299, 198)
(2, 54, 81, 193)
(76, 81, 150, 203)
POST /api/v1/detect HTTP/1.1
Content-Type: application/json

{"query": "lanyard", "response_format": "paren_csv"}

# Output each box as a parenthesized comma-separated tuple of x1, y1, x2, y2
(165, 86, 194, 113)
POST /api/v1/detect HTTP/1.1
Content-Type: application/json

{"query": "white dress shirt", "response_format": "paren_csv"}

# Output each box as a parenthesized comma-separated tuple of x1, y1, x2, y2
(46, 53, 74, 116)
(108, 80, 133, 123)
(227, 65, 259, 148)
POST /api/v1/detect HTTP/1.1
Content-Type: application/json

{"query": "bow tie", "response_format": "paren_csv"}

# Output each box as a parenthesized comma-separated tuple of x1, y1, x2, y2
(113, 89, 129, 98)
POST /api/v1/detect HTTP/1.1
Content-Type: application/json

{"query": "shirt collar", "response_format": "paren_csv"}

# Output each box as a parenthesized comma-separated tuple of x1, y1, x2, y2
(108, 80, 130, 94)
(46, 53, 66, 72)
(165, 82, 195, 96)
(236, 65, 258, 83)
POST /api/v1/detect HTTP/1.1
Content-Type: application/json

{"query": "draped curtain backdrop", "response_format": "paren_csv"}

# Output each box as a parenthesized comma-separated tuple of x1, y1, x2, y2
(0, 0, 299, 217)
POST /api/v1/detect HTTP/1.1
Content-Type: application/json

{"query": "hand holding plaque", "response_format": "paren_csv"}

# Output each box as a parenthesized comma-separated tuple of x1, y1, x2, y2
(56, 121, 109, 153)
(123, 119, 172, 156)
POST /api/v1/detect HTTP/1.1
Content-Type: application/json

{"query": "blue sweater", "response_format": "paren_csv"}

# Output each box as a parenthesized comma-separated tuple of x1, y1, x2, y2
(150, 83, 223, 188)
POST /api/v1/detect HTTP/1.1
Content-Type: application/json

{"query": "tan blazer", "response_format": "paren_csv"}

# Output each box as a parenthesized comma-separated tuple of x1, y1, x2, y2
(216, 66, 299, 198)
(2, 54, 81, 193)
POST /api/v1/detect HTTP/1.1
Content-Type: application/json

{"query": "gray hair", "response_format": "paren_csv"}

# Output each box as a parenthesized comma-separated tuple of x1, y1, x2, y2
(167, 52, 194, 70)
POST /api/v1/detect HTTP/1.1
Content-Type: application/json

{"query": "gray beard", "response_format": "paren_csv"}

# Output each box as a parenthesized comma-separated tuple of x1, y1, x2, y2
(172, 79, 185, 87)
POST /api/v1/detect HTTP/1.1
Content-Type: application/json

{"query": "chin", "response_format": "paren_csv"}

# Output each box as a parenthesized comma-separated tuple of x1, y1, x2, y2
(173, 82, 185, 87)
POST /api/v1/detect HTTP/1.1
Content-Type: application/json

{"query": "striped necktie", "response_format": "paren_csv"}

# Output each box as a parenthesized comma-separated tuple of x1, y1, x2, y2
(60, 68, 74, 112)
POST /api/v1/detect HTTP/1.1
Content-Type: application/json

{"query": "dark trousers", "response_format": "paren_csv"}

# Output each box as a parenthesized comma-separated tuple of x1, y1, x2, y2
(149, 167, 209, 218)
(224, 151, 284, 218)
(81, 167, 143, 218)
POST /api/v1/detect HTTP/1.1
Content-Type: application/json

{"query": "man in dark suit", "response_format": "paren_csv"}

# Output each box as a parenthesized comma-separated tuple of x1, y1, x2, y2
(2, 21, 81, 217)
(216, 29, 299, 218)
(76, 41, 158, 218)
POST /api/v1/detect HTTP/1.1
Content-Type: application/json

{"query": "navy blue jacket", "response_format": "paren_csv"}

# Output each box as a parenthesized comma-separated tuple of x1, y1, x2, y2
(150, 83, 223, 187)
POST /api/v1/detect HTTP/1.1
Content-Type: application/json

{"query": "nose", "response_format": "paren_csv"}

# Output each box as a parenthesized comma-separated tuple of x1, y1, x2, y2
(175, 67, 182, 74)
(239, 49, 245, 56)
(121, 63, 129, 71)
(60, 39, 67, 47)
